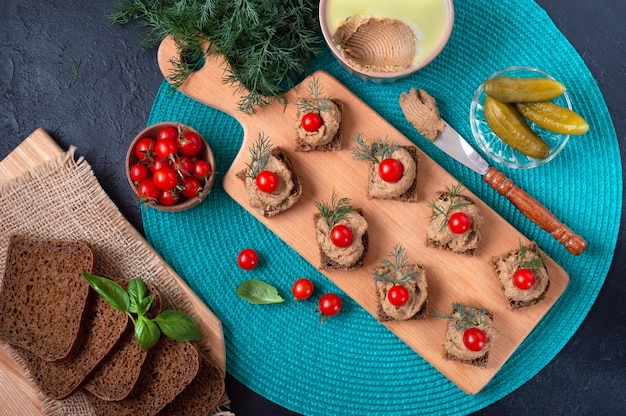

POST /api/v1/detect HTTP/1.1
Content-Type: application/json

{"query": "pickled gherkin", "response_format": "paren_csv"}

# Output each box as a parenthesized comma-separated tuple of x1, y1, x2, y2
(516, 101, 589, 135)
(484, 97, 551, 159)
(484, 77, 566, 103)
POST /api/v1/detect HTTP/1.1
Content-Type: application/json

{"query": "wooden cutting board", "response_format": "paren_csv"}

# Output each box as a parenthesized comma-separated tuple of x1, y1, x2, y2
(0, 129, 226, 415)
(157, 36, 569, 395)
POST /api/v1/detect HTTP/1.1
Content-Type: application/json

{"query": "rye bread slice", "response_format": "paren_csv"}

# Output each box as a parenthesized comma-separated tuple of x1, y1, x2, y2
(84, 338, 200, 416)
(443, 305, 495, 368)
(13, 279, 129, 400)
(82, 278, 163, 401)
(374, 265, 428, 322)
(425, 192, 482, 256)
(295, 99, 343, 152)
(236, 146, 302, 217)
(0, 234, 94, 362)
(158, 357, 225, 415)
(314, 208, 368, 270)
(489, 242, 551, 310)
(367, 145, 419, 202)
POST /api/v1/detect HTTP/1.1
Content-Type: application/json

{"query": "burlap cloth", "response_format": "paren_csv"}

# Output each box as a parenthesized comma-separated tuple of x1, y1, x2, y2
(0, 145, 229, 415)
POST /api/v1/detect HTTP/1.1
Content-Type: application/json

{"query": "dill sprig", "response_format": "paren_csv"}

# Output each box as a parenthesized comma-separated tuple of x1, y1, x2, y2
(375, 244, 419, 285)
(433, 302, 490, 332)
(244, 133, 272, 179)
(351, 133, 399, 164)
(314, 189, 354, 230)
(428, 183, 471, 232)
(518, 241, 546, 270)
(297, 78, 331, 114)
(108, 0, 322, 113)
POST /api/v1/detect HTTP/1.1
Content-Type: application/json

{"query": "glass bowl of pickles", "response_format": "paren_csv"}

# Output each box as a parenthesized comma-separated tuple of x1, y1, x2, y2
(470, 66, 588, 169)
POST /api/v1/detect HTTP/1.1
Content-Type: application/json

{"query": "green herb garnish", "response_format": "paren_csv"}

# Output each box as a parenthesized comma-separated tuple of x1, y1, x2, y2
(428, 183, 471, 232)
(518, 241, 546, 270)
(82, 273, 201, 350)
(351, 133, 399, 164)
(236, 279, 285, 304)
(244, 132, 273, 180)
(314, 189, 354, 230)
(375, 244, 419, 285)
(297, 78, 331, 114)
(108, 0, 322, 113)
(433, 302, 490, 332)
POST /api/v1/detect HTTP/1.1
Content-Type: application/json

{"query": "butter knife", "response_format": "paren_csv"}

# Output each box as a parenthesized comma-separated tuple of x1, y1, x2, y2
(433, 122, 587, 255)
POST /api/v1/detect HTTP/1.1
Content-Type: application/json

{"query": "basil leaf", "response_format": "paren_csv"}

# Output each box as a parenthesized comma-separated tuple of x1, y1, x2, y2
(82, 272, 130, 312)
(236, 279, 285, 304)
(154, 310, 202, 341)
(135, 315, 161, 350)
(127, 278, 147, 314)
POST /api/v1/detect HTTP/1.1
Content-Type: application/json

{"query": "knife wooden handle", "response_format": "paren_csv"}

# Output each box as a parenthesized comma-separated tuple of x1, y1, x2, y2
(483, 167, 587, 255)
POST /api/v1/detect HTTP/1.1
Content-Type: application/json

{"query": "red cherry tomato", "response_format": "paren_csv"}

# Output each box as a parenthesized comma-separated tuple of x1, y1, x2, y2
(256, 170, 279, 193)
(378, 158, 404, 183)
(174, 156, 194, 177)
(157, 125, 179, 142)
(152, 166, 179, 191)
(158, 189, 180, 206)
(292, 278, 314, 301)
(301, 112, 323, 132)
(149, 157, 169, 174)
(318, 293, 342, 318)
(137, 178, 160, 201)
(193, 160, 212, 180)
(129, 163, 149, 183)
(330, 224, 353, 248)
(178, 130, 203, 157)
(463, 327, 487, 352)
(237, 248, 259, 270)
(134, 137, 155, 161)
(387, 285, 409, 306)
(155, 137, 178, 159)
(181, 176, 202, 198)
(513, 268, 537, 290)
(448, 211, 471, 234)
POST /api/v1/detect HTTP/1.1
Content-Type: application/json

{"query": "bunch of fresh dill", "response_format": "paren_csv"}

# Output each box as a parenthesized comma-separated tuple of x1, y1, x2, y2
(109, 0, 322, 113)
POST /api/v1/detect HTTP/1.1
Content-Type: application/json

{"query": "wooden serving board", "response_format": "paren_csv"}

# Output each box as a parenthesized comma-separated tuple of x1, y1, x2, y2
(157, 36, 569, 395)
(0, 129, 226, 415)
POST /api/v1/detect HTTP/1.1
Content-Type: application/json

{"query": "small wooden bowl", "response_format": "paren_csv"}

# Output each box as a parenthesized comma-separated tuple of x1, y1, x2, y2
(125, 122, 216, 212)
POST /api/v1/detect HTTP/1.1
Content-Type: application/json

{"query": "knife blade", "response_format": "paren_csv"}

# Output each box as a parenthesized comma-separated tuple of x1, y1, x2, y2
(433, 121, 587, 255)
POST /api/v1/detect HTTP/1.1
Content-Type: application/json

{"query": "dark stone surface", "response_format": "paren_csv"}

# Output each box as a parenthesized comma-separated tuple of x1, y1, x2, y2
(1, 1, 624, 415)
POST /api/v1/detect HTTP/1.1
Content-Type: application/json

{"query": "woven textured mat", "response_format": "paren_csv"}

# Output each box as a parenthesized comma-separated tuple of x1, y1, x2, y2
(142, 0, 621, 414)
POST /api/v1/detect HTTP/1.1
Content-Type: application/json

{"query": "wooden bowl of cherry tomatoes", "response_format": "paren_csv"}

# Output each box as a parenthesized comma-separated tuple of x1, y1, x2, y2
(125, 122, 215, 211)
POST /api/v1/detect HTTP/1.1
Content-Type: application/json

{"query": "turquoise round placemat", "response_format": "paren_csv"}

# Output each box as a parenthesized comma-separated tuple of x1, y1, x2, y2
(141, 0, 621, 414)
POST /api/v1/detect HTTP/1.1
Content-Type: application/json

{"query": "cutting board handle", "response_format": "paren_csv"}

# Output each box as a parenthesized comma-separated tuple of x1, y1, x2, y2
(483, 167, 587, 255)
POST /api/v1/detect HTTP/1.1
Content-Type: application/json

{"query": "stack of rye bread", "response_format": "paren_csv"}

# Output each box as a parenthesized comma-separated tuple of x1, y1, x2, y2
(0, 234, 225, 415)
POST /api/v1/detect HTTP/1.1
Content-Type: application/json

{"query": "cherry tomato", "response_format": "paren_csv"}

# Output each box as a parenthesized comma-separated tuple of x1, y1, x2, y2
(387, 285, 409, 306)
(137, 178, 160, 201)
(318, 293, 342, 318)
(193, 160, 212, 180)
(155, 137, 178, 159)
(292, 278, 314, 301)
(181, 176, 202, 198)
(134, 137, 155, 161)
(152, 166, 179, 191)
(129, 163, 149, 183)
(448, 211, 471, 234)
(174, 156, 194, 177)
(256, 170, 279, 193)
(330, 224, 353, 248)
(178, 130, 203, 157)
(301, 112, 323, 132)
(157, 125, 179, 142)
(149, 157, 169, 174)
(158, 189, 179, 206)
(378, 158, 404, 183)
(513, 268, 536, 290)
(237, 248, 258, 270)
(463, 327, 487, 352)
